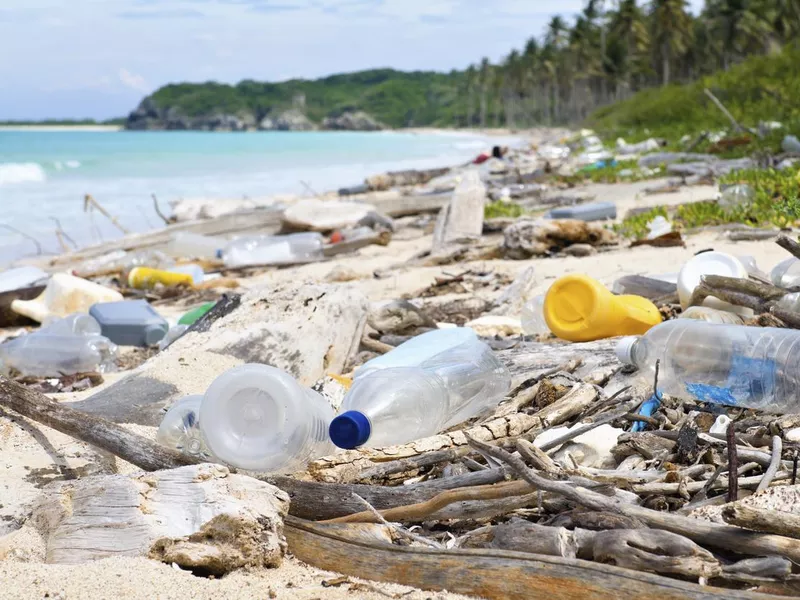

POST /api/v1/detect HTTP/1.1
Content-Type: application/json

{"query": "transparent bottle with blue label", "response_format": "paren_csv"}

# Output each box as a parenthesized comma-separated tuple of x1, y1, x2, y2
(616, 320, 800, 412)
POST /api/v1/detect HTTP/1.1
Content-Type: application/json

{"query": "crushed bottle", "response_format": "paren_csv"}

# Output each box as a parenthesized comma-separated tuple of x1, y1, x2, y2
(521, 295, 549, 336)
(0, 332, 117, 377)
(221, 233, 324, 268)
(329, 328, 511, 449)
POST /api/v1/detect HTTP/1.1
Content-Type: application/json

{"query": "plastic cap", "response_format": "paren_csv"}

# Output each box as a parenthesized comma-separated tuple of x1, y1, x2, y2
(615, 336, 637, 365)
(143, 324, 168, 346)
(329, 411, 371, 449)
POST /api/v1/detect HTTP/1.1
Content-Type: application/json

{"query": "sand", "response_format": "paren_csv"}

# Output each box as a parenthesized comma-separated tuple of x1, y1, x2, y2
(0, 131, 789, 599)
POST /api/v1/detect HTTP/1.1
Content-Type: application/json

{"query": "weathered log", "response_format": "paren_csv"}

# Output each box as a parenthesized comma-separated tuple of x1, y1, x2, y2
(285, 516, 774, 600)
(721, 504, 800, 539)
(776, 234, 800, 261)
(31, 464, 289, 572)
(0, 377, 199, 472)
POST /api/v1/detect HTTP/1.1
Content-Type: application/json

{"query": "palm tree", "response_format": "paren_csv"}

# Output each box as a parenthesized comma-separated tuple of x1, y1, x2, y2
(478, 57, 492, 128)
(465, 65, 477, 127)
(650, 0, 694, 85)
(705, 0, 771, 69)
(609, 0, 651, 88)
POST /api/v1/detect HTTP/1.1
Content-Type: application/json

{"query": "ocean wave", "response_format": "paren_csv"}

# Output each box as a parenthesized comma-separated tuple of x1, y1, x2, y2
(53, 160, 81, 171)
(0, 162, 47, 186)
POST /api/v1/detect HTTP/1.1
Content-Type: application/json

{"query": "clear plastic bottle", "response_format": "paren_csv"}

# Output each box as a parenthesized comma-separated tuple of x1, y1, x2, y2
(158, 324, 189, 350)
(167, 232, 222, 260)
(521, 295, 549, 335)
(771, 257, 800, 289)
(679, 306, 744, 325)
(718, 184, 755, 208)
(330, 333, 511, 449)
(221, 233, 324, 268)
(616, 320, 800, 411)
(199, 364, 335, 473)
(40, 313, 103, 337)
(156, 395, 215, 460)
(0, 333, 117, 377)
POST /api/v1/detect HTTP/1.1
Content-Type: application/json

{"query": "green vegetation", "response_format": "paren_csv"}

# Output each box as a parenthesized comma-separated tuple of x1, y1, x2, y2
(147, 70, 469, 128)
(616, 166, 800, 238)
(484, 200, 526, 219)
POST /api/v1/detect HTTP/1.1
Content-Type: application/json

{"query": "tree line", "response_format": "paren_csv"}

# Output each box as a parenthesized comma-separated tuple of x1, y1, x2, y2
(461, 0, 800, 128)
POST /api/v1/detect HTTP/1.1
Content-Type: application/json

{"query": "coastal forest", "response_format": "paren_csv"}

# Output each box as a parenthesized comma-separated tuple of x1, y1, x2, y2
(124, 0, 800, 132)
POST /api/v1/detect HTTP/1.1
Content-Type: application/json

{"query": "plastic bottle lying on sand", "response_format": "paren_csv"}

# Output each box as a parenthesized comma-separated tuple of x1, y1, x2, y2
(771, 257, 800, 289)
(0, 333, 117, 377)
(329, 330, 511, 449)
(611, 275, 677, 300)
(222, 233, 324, 268)
(10, 273, 123, 323)
(41, 313, 103, 337)
(168, 264, 205, 285)
(178, 302, 215, 326)
(156, 395, 215, 460)
(158, 324, 189, 350)
(200, 364, 335, 473)
(521, 295, 549, 335)
(167, 232, 222, 260)
(90, 300, 169, 347)
(679, 306, 744, 325)
(543, 274, 662, 342)
(616, 320, 800, 412)
(128, 267, 195, 290)
(718, 184, 755, 208)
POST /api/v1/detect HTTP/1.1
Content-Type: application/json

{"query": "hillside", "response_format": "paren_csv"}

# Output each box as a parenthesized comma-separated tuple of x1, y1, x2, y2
(587, 44, 800, 141)
(125, 69, 468, 131)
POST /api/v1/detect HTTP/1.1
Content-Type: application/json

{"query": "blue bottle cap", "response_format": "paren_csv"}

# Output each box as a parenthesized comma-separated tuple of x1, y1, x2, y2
(329, 411, 371, 449)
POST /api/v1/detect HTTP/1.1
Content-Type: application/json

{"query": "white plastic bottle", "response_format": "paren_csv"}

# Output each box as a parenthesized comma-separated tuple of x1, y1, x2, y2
(156, 395, 215, 460)
(167, 232, 222, 260)
(0, 333, 117, 377)
(199, 364, 335, 473)
(221, 233, 324, 268)
(330, 332, 511, 449)
(616, 319, 800, 411)
(521, 295, 549, 335)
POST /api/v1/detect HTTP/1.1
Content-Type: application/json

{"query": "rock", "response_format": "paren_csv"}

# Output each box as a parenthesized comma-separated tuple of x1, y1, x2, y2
(464, 315, 523, 337)
(67, 283, 369, 426)
(502, 219, 617, 259)
(322, 111, 385, 131)
(325, 265, 365, 282)
(562, 243, 597, 257)
(259, 109, 316, 131)
(282, 199, 377, 232)
(31, 464, 289, 572)
(368, 299, 437, 334)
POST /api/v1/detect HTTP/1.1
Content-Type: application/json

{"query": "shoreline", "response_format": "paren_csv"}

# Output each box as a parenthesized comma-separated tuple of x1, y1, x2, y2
(0, 124, 122, 132)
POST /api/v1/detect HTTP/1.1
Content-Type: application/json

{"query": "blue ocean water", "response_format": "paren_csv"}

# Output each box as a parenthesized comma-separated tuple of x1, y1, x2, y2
(0, 129, 503, 264)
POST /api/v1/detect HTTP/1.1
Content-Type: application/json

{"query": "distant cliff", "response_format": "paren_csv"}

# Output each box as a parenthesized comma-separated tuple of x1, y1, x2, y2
(125, 68, 467, 131)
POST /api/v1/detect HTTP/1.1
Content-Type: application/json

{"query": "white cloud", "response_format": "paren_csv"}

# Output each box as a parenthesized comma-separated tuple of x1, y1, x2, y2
(118, 68, 150, 92)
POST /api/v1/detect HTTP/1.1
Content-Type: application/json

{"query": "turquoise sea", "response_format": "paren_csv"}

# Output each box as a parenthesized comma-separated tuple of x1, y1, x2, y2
(0, 129, 506, 265)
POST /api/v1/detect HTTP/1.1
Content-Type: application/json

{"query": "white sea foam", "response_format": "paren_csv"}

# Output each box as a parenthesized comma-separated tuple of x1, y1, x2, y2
(0, 162, 47, 186)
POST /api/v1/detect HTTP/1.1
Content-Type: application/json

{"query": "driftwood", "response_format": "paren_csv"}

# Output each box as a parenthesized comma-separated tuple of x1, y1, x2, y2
(721, 504, 800, 539)
(467, 435, 800, 563)
(689, 274, 787, 313)
(285, 517, 774, 600)
(776, 234, 800, 261)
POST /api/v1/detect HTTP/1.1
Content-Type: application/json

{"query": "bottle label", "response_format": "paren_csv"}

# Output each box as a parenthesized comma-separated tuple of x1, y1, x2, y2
(685, 354, 776, 407)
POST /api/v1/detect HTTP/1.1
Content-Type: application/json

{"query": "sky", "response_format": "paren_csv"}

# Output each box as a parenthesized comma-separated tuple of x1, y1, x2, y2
(0, 0, 705, 120)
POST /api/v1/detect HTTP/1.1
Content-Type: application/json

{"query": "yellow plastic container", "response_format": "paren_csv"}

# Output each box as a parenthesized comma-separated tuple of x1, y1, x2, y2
(128, 267, 194, 290)
(544, 274, 662, 342)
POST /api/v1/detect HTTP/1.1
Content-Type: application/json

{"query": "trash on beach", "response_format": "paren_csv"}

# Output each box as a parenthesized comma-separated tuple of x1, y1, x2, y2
(547, 201, 617, 222)
(502, 218, 618, 259)
(544, 274, 662, 342)
(166, 232, 222, 260)
(645, 215, 673, 240)
(199, 364, 336, 473)
(718, 183, 755, 208)
(0, 266, 49, 294)
(90, 299, 169, 347)
(128, 266, 195, 290)
(178, 301, 216, 326)
(40, 312, 103, 336)
(611, 275, 677, 300)
(534, 423, 623, 469)
(782, 134, 800, 154)
(168, 263, 205, 285)
(771, 256, 800, 289)
(156, 394, 215, 460)
(677, 251, 752, 316)
(222, 232, 324, 268)
(330, 327, 510, 448)
(0, 327, 117, 377)
(616, 320, 800, 410)
(521, 294, 549, 336)
(10, 273, 123, 323)
(158, 324, 189, 350)
(678, 306, 745, 325)
(616, 137, 663, 156)
(329, 226, 375, 244)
